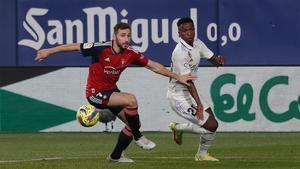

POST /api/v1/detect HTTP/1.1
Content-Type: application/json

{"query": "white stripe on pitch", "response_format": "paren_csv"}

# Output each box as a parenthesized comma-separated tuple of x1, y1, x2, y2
(0, 156, 193, 163)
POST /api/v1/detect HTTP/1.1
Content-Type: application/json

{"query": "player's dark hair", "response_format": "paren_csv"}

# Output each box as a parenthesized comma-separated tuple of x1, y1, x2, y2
(177, 17, 194, 28)
(114, 23, 131, 33)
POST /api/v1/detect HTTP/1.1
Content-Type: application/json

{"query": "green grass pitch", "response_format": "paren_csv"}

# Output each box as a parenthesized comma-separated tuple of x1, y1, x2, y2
(0, 132, 299, 169)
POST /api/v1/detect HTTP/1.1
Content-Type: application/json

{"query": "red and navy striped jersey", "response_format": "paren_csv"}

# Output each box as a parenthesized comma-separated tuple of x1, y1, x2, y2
(80, 41, 149, 97)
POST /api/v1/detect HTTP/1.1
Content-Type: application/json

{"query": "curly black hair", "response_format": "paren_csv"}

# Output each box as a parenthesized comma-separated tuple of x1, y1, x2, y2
(177, 17, 194, 28)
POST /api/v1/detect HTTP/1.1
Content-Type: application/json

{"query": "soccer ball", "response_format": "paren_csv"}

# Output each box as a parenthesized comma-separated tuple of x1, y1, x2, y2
(76, 104, 100, 127)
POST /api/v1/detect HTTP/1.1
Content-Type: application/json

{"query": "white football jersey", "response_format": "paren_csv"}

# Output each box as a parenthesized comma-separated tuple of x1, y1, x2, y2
(167, 38, 213, 100)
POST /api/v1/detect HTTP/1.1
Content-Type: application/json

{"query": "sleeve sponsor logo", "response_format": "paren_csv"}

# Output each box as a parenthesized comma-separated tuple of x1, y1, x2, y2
(83, 42, 94, 49)
(93, 42, 103, 47)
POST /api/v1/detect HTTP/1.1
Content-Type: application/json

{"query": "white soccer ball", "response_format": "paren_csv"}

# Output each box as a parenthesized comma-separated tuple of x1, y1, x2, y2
(76, 104, 100, 127)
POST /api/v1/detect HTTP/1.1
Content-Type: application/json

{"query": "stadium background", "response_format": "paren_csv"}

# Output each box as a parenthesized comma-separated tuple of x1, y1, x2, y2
(0, 0, 299, 132)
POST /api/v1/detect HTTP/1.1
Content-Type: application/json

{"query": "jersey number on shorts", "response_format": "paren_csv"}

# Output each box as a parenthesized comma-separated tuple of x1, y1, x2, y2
(187, 104, 197, 116)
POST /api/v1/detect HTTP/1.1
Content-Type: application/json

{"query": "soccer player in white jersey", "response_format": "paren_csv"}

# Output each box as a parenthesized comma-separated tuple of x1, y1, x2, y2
(167, 17, 224, 161)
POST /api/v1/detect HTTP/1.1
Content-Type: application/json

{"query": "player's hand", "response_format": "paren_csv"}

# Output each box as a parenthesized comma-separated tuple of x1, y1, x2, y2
(34, 49, 51, 62)
(216, 55, 225, 67)
(196, 104, 204, 121)
(178, 73, 197, 86)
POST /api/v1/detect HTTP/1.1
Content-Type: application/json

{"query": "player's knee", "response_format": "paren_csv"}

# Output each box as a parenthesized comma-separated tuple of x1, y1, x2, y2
(212, 119, 219, 132)
(205, 108, 218, 132)
(126, 94, 138, 108)
(204, 115, 218, 132)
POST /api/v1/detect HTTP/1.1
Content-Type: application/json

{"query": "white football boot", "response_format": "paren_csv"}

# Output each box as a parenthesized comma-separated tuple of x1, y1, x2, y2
(135, 136, 156, 150)
(107, 154, 134, 163)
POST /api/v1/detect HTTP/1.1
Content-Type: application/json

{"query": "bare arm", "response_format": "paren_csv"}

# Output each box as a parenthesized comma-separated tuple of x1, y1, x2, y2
(208, 55, 225, 67)
(187, 81, 204, 120)
(145, 59, 196, 86)
(34, 43, 81, 62)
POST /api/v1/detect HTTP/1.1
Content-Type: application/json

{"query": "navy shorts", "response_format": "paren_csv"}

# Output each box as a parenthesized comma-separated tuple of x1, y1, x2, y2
(87, 88, 123, 116)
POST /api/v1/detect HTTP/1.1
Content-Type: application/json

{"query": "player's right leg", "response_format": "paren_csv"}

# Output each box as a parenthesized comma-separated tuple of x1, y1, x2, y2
(108, 91, 156, 150)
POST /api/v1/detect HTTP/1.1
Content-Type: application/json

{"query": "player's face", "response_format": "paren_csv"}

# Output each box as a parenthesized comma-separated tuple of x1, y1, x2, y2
(114, 28, 131, 49)
(178, 22, 195, 46)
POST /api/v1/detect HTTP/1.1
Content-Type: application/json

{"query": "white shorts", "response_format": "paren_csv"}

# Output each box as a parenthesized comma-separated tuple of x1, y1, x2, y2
(168, 96, 210, 126)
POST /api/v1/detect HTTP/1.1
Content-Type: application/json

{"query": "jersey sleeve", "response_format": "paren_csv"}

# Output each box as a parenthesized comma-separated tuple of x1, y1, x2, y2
(196, 39, 214, 59)
(80, 42, 110, 57)
(128, 48, 149, 66)
(134, 54, 149, 66)
(172, 49, 191, 75)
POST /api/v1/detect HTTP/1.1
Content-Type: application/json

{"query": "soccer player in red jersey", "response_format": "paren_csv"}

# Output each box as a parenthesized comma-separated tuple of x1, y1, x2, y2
(35, 23, 195, 163)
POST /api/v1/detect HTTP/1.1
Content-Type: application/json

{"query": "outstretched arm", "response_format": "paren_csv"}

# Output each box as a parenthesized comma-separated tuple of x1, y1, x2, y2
(145, 59, 196, 86)
(34, 43, 81, 62)
(208, 55, 225, 67)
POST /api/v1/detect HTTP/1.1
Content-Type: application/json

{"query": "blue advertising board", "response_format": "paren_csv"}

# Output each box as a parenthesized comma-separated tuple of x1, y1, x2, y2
(218, 0, 300, 65)
(0, 0, 298, 66)
(0, 0, 17, 66)
(17, 0, 218, 66)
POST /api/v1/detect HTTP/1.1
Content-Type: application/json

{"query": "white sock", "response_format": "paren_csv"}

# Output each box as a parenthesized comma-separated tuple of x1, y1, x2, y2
(175, 123, 208, 134)
(175, 123, 216, 156)
(197, 131, 216, 156)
